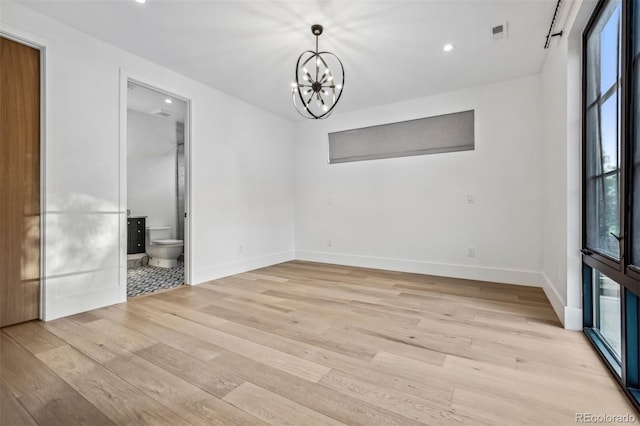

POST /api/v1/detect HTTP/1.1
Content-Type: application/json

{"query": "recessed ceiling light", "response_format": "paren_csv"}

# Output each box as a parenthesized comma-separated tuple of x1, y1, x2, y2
(164, 98, 172, 104)
(135, 0, 146, 4)
(443, 43, 454, 52)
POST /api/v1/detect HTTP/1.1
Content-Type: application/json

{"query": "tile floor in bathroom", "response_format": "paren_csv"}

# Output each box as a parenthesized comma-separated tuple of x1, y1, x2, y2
(127, 259, 184, 298)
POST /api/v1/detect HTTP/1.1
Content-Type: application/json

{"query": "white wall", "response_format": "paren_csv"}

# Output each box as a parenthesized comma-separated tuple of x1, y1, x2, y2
(541, 0, 596, 330)
(127, 110, 178, 237)
(1, 1, 295, 321)
(294, 75, 544, 286)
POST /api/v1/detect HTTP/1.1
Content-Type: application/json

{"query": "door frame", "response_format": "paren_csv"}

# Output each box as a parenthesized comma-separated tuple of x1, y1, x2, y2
(0, 28, 47, 321)
(118, 70, 193, 301)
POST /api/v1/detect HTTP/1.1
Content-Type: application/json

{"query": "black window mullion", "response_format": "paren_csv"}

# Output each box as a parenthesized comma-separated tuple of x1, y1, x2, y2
(628, 0, 640, 273)
(620, 0, 629, 269)
(587, 80, 623, 109)
(624, 288, 639, 389)
(589, 168, 622, 179)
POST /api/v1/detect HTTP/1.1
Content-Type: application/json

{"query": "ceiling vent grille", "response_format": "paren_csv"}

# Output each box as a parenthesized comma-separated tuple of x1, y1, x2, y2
(150, 109, 175, 118)
(492, 23, 509, 40)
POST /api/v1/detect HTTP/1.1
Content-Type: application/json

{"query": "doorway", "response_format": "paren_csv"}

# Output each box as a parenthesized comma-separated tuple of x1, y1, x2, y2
(0, 35, 42, 326)
(125, 80, 189, 298)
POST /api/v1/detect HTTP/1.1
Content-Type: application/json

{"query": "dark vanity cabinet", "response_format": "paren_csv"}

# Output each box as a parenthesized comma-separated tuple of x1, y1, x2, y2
(127, 216, 146, 254)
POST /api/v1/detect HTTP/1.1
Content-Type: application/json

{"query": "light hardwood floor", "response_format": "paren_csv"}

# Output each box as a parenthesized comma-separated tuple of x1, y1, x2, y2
(1, 261, 636, 425)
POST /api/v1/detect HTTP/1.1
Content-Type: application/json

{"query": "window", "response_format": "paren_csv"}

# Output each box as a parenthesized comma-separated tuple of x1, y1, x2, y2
(328, 110, 474, 164)
(585, 0, 622, 262)
(583, 0, 640, 409)
(593, 269, 622, 361)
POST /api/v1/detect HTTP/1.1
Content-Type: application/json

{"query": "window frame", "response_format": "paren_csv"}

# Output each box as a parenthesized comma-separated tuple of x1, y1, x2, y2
(582, 0, 640, 412)
(582, 0, 626, 271)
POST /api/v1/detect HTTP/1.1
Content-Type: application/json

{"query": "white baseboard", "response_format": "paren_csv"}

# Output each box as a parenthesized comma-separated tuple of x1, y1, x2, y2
(542, 273, 583, 330)
(564, 306, 583, 331)
(193, 250, 295, 285)
(295, 250, 543, 287)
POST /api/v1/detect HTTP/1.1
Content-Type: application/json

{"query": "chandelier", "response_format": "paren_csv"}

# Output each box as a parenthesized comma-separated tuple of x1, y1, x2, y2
(291, 24, 345, 119)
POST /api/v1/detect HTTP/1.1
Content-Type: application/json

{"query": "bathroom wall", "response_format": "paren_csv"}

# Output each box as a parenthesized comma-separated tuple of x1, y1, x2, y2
(127, 109, 178, 237)
(176, 122, 185, 241)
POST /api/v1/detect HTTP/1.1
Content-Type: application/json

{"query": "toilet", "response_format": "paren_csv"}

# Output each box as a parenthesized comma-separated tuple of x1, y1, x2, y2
(146, 226, 183, 268)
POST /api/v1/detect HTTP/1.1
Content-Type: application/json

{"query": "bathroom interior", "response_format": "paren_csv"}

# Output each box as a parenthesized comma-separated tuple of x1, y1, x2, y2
(126, 82, 187, 298)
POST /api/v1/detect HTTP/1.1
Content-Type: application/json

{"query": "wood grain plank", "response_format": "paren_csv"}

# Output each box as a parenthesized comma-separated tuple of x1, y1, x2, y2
(18, 381, 115, 426)
(148, 312, 331, 382)
(0, 333, 60, 397)
(136, 343, 243, 398)
(212, 320, 454, 405)
(91, 305, 225, 361)
(223, 382, 347, 426)
(104, 354, 266, 426)
(82, 318, 157, 352)
(1, 333, 115, 426)
(319, 369, 475, 425)
(38, 318, 130, 364)
(0, 380, 37, 426)
(3, 321, 66, 354)
(212, 351, 438, 426)
(36, 345, 187, 425)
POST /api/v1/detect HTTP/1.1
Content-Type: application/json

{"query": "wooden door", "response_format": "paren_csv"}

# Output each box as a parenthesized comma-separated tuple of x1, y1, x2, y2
(0, 36, 41, 327)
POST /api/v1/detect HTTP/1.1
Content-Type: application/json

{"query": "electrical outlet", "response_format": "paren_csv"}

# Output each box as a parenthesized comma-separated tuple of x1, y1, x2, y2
(467, 194, 475, 204)
(467, 247, 475, 257)
(238, 244, 244, 254)
(327, 239, 333, 247)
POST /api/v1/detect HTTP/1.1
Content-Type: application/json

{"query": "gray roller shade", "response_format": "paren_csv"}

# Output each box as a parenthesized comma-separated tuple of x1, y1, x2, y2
(328, 110, 475, 164)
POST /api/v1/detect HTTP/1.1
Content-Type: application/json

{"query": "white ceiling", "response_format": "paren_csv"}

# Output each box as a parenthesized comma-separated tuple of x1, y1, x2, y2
(17, 0, 558, 121)
(128, 82, 187, 123)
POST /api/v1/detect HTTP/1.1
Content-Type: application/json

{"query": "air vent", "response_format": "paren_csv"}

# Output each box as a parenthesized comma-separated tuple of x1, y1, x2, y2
(492, 22, 509, 40)
(151, 109, 175, 118)
(127, 82, 137, 90)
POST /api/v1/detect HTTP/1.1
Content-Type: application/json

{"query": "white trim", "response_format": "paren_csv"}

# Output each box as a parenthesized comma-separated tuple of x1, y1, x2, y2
(118, 70, 128, 304)
(542, 273, 583, 330)
(564, 305, 583, 331)
(0, 26, 46, 49)
(118, 70, 194, 302)
(194, 251, 295, 284)
(542, 273, 567, 325)
(1, 28, 48, 321)
(296, 250, 543, 287)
